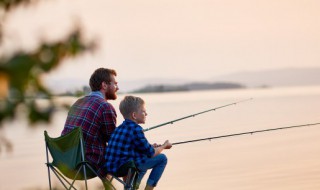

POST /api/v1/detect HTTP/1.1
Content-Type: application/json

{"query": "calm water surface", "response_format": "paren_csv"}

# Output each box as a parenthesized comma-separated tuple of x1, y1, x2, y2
(1, 86, 320, 190)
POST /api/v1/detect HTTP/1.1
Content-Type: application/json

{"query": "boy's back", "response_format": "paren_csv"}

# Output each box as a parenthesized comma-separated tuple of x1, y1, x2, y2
(105, 119, 154, 174)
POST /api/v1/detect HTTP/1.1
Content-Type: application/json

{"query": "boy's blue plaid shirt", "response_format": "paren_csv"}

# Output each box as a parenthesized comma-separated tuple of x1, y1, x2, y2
(105, 119, 155, 174)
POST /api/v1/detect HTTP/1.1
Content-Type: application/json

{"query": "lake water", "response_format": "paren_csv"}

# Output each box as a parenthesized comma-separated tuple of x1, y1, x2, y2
(1, 86, 320, 190)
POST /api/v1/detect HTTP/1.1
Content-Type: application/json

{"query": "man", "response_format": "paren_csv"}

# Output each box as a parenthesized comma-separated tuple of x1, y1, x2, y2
(62, 68, 119, 177)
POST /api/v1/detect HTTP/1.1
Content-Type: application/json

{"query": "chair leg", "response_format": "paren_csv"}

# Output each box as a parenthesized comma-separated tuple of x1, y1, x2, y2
(124, 168, 138, 190)
(68, 165, 85, 190)
(130, 172, 137, 189)
(79, 138, 89, 190)
(45, 145, 53, 190)
(83, 165, 88, 190)
(124, 169, 132, 190)
(46, 164, 53, 190)
(50, 167, 76, 190)
(85, 164, 116, 190)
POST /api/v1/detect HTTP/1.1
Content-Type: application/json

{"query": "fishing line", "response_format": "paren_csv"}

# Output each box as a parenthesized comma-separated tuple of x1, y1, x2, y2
(144, 98, 253, 132)
(172, 122, 320, 146)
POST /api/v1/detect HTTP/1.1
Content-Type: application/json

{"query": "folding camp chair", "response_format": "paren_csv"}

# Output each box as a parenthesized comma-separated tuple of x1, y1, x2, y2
(44, 127, 115, 190)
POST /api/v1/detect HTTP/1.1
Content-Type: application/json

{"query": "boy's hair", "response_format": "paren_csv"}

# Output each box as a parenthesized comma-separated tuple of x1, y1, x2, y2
(119, 96, 145, 119)
(89, 68, 117, 91)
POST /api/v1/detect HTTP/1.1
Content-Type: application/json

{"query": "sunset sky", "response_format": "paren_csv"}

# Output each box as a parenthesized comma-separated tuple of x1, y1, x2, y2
(1, 0, 320, 92)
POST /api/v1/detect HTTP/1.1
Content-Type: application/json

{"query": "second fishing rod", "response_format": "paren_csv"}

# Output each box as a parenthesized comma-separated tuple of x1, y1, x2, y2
(143, 98, 253, 132)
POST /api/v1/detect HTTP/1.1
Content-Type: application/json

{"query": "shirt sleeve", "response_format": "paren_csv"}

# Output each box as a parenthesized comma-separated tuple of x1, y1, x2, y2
(132, 125, 155, 158)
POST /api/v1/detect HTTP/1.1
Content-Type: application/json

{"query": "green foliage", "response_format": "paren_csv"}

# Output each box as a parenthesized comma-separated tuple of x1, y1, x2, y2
(0, 0, 95, 126)
(0, 0, 33, 10)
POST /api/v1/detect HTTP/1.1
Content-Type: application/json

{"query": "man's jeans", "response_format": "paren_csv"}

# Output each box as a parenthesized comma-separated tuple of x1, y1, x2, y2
(136, 154, 168, 187)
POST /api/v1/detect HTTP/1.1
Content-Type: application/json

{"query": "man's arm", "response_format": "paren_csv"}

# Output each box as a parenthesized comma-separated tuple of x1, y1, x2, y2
(102, 103, 117, 142)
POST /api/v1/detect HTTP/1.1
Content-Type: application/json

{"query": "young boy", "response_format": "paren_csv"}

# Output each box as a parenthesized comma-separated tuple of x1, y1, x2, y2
(105, 95, 172, 190)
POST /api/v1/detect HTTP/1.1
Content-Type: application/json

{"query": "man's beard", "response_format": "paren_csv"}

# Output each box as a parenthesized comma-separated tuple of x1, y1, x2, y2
(105, 90, 117, 100)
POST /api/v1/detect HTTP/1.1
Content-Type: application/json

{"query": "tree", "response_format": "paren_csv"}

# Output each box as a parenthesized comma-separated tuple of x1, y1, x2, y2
(0, 0, 95, 152)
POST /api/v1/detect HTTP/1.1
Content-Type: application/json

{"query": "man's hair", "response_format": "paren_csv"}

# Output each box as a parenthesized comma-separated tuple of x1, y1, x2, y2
(89, 68, 117, 91)
(119, 96, 145, 119)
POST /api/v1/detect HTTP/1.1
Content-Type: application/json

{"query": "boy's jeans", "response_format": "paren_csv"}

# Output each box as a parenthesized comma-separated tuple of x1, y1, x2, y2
(136, 154, 168, 187)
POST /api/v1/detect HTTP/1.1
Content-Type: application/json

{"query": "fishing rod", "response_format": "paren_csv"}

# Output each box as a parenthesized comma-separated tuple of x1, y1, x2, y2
(172, 122, 320, 146)
(144, 98, 253, 132)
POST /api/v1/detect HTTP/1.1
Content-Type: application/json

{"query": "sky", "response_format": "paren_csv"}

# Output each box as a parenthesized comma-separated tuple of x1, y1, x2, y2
(1, 0, 320, 92)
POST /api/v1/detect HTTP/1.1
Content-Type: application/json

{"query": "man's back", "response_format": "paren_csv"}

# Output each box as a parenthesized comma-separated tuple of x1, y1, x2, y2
(62, 92, 117, 177)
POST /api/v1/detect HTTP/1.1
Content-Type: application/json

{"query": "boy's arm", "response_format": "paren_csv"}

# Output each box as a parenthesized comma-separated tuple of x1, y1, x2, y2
(133, 127, 155, 157)
(153, 140, 172, 157)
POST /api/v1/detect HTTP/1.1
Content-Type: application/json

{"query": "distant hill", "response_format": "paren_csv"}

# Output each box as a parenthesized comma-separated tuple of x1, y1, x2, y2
(119, 77, 192, 93)
(212, 67, 320, 88)
(130, 67, 320, 93)
(132, 82, 245, 93)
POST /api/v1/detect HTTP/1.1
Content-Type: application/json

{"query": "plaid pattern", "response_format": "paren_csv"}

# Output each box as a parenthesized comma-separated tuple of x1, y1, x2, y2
(62, 92, 116, 177)
(105, 119, 155, 174)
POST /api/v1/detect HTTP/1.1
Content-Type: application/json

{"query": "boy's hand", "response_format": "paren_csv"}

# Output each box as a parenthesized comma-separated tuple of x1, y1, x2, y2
(163, 140, 172, 149)
(152, 143, 161, 148)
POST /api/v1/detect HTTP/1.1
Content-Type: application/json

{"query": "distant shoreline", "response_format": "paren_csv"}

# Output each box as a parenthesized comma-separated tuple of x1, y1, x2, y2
(131, 82, 246, 93)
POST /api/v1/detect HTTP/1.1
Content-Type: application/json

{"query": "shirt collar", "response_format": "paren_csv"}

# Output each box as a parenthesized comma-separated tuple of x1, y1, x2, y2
(124, 119, 136, 124)
(90, 91, 105, 99)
